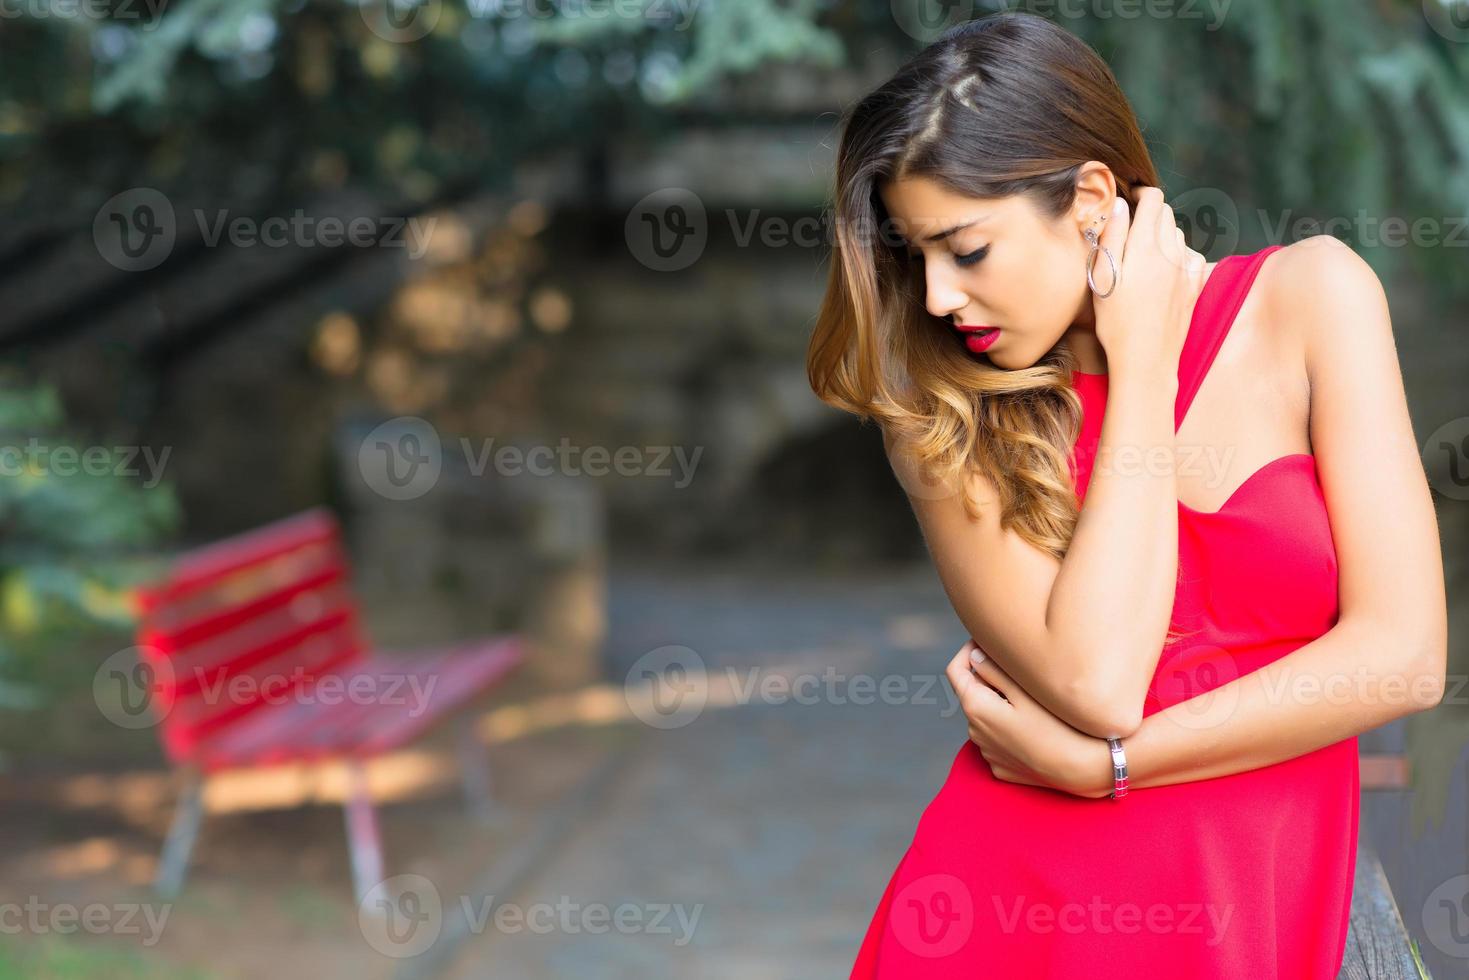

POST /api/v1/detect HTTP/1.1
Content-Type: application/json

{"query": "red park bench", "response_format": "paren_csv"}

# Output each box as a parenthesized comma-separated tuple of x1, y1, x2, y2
(130, 507, 526, 905)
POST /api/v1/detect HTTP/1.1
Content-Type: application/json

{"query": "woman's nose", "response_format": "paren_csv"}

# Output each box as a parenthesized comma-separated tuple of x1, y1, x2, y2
(925, 266, 968, 321)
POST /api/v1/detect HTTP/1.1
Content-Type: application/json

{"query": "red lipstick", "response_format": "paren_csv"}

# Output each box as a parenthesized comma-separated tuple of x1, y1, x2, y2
(954, 324, 1000, 353)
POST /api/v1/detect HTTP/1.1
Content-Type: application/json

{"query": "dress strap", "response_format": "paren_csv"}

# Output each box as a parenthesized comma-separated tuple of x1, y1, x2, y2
(1174, 245, 1286, 432)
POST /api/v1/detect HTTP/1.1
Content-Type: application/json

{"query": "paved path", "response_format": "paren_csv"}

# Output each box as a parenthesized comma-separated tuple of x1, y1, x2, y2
(440, 561, 963, 978)
(437, 554, 1468, 978)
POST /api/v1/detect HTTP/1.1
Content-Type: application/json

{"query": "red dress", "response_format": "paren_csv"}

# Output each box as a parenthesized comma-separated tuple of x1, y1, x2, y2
(850, 245, 1358, 979)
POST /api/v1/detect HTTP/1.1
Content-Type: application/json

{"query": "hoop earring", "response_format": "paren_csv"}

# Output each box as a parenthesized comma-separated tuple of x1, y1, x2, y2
(1084, 219, 1118, 299)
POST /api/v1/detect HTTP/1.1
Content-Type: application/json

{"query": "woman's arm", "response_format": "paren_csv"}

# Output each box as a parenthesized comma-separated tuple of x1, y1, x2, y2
(1070, 618, 1443, 796)
(950, 604, 1443, 797)
(1073, 236, 1448, 792)
(951, 235, 1446, 797)
(889, 189, 1202, 739)
(894, 357, 1177, 739)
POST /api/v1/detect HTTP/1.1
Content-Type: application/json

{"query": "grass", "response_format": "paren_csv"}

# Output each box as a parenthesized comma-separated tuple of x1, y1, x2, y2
(1410, 935, 1433, 979)
(0, 937, 211, 980)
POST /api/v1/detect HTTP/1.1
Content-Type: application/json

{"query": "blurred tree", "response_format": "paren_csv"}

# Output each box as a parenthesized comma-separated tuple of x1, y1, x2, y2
(0, 0, 846, 214)
(0, 379, 179, 710)
(0, 1, 1464, 293)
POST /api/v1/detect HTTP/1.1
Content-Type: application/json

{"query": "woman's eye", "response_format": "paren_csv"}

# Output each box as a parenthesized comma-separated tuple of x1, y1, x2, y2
(955, 245, 989, 268)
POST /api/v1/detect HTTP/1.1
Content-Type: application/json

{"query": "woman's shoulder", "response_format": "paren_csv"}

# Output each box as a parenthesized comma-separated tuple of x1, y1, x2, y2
(1259, 236, 1387, 341)
(1256, 236, 1394, 400)
(1260, 233, 1378, 286)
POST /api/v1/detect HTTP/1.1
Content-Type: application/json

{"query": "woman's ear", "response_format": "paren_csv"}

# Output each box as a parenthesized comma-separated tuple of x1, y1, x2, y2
(1069, 160, 1119, 229)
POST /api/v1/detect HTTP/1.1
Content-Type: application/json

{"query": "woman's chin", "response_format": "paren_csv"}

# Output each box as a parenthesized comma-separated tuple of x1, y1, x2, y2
(980, 349, 1015, 371)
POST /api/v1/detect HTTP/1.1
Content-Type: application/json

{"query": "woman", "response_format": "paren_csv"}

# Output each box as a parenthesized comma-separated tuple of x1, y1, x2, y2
(806, 13, 1447, 978)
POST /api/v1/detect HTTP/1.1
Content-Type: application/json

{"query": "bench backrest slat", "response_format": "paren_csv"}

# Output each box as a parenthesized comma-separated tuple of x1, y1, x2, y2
(134, 508, 366, 763)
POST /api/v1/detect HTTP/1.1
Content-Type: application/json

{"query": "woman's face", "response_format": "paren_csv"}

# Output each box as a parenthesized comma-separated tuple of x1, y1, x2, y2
(878, 174, 1103, 371)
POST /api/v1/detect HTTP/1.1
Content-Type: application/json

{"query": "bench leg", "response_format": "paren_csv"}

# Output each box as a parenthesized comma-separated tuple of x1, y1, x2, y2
(156, 771, 204, 899)
(457, 715, 506, 826)
(343, 762, 384, 907)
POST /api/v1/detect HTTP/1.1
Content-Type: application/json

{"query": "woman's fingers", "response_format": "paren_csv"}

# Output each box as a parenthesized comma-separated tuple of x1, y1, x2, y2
(1095, 194, 1129, 290)
(1127, 185, 1166, 256)
(945, 642, 979, 695)
(945, 641, 1002, 713)
(1156, 205, 1192, 270)
(1151, 201, 1181, 265)
(1098, 185, 1212, 375)
(967, 642, 1027, 706)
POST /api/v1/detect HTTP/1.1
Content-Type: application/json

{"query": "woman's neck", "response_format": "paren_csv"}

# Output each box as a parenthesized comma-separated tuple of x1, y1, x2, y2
(1059, 324, 1108, 375)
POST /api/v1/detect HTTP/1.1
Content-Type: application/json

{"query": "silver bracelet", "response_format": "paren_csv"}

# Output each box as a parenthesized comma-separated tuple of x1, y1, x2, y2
(1107, 736, 1129, 799)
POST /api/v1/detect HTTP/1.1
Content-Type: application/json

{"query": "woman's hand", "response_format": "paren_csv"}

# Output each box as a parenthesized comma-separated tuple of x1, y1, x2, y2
(943, 638, 1115, 799)
(1090, 186, 1209, 381)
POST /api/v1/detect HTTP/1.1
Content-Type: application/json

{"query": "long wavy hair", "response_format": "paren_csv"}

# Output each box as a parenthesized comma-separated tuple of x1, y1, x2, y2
(808, 12, 1163, 561)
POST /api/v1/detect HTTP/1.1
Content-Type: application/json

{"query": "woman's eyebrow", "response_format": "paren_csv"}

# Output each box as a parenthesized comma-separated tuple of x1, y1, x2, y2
(917, 214, 989, 244)
(919, 220, 975, 243)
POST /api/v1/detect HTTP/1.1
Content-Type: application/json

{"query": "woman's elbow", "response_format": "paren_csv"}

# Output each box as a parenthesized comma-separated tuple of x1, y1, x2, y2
(1380, 610, 1448, 714)
(1064, 675, 1144, 739)
(1407, 636, 1448, 712)
(1085, 705, 1144, 740)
